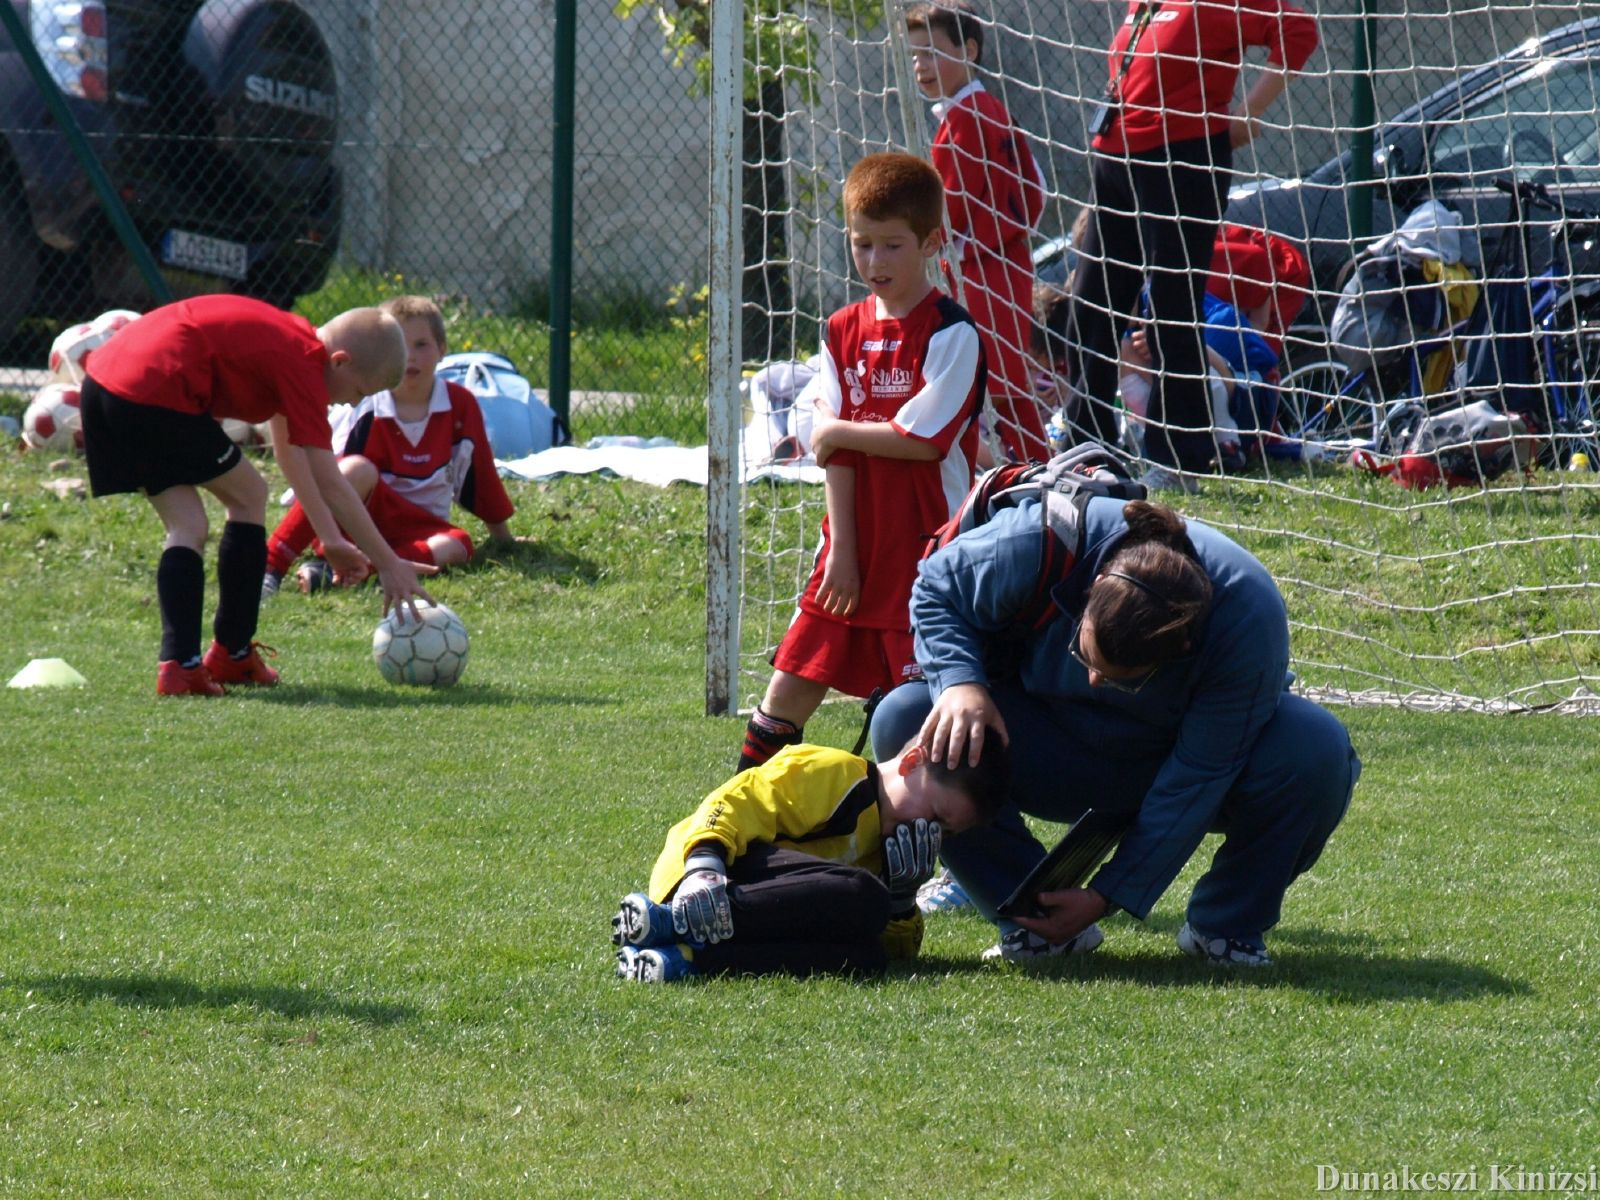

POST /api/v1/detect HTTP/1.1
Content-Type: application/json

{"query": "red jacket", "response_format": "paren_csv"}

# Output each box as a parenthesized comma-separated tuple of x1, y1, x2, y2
(1096, 0, 1319, 155)
(932, 82, 1045, 262)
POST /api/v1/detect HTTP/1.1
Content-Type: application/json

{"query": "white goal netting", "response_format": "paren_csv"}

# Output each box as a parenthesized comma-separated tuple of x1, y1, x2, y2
(710, 1, 1600, 717)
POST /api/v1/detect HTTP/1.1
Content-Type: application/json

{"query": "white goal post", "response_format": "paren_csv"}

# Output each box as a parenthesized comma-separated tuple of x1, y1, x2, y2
(708, 0, 1600, 718)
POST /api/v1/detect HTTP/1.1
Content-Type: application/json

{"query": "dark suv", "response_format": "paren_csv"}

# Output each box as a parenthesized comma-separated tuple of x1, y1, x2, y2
(1225, 16, 1600, 333)
(0, 0, 340, 343)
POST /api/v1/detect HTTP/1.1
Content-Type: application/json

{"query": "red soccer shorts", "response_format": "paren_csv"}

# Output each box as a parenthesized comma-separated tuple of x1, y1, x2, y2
(772, 610, 920, 699)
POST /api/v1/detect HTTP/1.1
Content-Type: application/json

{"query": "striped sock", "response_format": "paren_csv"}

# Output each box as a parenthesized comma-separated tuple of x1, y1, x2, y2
(738, 707, 802, 772)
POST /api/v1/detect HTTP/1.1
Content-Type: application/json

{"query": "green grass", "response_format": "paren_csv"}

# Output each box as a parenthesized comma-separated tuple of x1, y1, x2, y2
(1, 450, 1597, 1196)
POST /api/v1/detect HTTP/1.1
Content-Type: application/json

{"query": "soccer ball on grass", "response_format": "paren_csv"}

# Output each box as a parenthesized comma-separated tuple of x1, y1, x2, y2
(372, 600, 469, 687)
(22, 382, 83, 452)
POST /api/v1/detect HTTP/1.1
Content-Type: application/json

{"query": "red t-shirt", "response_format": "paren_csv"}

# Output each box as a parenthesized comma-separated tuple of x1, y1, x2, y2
(1095, 0, 1319, 156)
(799, 289, 983, 630)
(932, 82, 1045, 266)
(84, 294, 334, 449)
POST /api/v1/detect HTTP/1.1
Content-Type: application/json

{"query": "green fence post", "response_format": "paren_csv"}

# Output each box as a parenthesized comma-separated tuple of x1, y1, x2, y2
(1345, 0, 1379, 243)
(0, 3, 171, 305)
(548, 0, 575, 427)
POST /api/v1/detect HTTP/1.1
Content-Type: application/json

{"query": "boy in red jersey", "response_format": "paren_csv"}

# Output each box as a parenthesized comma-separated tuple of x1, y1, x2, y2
(261, 295, 516, 597)
(79, 295, 436, 697)
(908, 0, 1048, 464)
(738, 153, 985, 771)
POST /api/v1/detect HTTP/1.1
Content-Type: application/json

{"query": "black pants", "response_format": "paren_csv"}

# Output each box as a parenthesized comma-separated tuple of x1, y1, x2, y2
(691, 844, 892, 979)
(1068, 131, 1232, 471)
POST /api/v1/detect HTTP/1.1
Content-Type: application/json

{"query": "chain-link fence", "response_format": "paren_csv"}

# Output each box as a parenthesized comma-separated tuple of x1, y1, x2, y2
(0, 1, 715, 444)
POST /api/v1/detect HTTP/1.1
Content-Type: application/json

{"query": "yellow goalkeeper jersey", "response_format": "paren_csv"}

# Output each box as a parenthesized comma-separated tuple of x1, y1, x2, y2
(647, 744, 885, 903)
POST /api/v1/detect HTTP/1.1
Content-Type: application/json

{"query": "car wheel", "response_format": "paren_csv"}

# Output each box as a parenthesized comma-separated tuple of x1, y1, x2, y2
(0, 184, 39, 346)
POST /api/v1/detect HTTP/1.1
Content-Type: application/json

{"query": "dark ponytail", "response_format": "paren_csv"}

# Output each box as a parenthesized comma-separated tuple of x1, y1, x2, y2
(1083, 501, 1213, 668)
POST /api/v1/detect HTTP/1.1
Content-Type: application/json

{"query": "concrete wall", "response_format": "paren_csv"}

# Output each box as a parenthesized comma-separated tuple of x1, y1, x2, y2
(306, 1, 1597, 312)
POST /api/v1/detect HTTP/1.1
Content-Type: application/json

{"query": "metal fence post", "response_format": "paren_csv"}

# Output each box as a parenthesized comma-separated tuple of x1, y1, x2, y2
(548, 0, 576, 426)
(706, 0, 743, 716)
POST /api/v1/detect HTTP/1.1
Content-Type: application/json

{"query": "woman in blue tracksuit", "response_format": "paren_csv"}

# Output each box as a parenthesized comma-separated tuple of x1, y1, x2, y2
(869, 497, 1360, 965)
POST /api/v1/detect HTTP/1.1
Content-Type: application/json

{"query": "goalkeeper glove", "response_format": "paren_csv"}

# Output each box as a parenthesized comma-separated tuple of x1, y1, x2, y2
(672, 849, 734, 944)
(883, 818, 942, 910)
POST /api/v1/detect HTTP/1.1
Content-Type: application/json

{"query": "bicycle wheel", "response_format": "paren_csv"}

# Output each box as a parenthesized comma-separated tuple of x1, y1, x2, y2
(1276, 358, 1384, 442)
(1541, 301, 1600, 468)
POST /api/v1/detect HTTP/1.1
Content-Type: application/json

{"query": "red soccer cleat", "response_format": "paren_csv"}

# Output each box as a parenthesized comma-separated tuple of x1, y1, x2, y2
(202, 640, 281, 687)
(156, 660, 225, 697)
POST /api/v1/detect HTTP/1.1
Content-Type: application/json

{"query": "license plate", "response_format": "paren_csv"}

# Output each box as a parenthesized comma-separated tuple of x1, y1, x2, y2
(160, 230, 249, 281)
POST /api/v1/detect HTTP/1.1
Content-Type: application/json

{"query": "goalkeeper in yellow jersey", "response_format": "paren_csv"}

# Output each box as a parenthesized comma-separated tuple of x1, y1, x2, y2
(612, 739, 1009, 982)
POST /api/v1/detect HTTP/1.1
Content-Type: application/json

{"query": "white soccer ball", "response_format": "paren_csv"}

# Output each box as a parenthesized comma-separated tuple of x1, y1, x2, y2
(47, 309, 140, 384)
(372, 600, 469, 687)
(22, 382, 83, 452)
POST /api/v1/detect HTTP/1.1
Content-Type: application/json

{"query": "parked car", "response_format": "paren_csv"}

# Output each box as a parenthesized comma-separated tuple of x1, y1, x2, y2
(0, 0, 341, 344)
(1225, 15, 1600, 336)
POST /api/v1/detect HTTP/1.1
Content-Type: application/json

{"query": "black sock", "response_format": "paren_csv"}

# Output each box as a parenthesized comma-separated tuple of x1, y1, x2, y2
(156, 546, 205, 665)
(738, 707, 803, 772)
(213, 521, 267, 653)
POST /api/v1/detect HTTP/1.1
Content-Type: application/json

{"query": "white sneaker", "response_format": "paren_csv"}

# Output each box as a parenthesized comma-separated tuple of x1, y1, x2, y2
(1176, 921, 1273, 967)
(915, 870, 974, 914)
(1138, 464, 1199, 495)
(982, 923, 1104, 963)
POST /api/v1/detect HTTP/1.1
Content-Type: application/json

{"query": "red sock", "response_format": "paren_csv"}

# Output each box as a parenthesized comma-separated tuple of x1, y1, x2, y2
(266, 502, 316, 574)
(738, 707, 802, 772)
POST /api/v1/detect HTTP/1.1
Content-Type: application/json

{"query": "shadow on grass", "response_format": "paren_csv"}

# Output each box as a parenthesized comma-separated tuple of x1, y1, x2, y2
(909, 919, 1530, 1003)
(13, 973, 412, 1025)
(242, 683, 616, 710)
(465, 539, 600, 584)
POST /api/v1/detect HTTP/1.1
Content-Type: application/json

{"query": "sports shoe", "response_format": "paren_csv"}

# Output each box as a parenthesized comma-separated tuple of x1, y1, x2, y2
(156, 660, 225, 697)
(982, 923, 1104, 963)
(202, 640, 280, 687)
(260, 569, 284, 602)
(1176, 921, 1273, 967)
(615, 943, 698, 983)
(1138, 464, 1199, 495)
(297, 558, 333, 594)
(611, 893, 675, 949)
(916, 870, 974, 914)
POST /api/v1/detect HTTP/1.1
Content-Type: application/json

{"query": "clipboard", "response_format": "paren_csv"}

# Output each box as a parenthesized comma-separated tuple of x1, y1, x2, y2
(994, 808, 1132, 919)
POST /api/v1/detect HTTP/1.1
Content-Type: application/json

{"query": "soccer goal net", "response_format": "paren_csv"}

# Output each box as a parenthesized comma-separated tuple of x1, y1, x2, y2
(707, 0, 1600, 717)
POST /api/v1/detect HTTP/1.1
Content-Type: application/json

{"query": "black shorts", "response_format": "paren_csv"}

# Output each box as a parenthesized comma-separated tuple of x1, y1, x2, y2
(81, 377, 244, 497)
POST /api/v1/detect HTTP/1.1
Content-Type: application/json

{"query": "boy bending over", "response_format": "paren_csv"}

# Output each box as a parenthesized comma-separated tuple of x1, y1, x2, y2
(80, 295, 435, 697)
(263, 295, 516, 596)
(739, 152, 984, 771)
(612, 738, 1008, 982)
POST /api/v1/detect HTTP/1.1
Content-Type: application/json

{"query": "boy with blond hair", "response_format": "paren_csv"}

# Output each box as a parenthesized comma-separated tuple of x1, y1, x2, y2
(79, 294, 435, 696)
(738, 152, 985, 771)
(908, 0, 1048, 463)
(262, 295, 517, 596)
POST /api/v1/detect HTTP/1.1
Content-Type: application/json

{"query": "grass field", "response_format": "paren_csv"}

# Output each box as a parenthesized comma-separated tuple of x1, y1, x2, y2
(1, 448, 1597, 1197)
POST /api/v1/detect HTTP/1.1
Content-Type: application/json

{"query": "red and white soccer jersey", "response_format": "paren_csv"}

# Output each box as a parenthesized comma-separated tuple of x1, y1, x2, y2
(333, 379, 514, 526)
(797, 289, 984, 631)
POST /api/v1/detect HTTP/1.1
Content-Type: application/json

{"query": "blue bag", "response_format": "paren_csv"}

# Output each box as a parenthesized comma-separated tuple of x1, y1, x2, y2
(435, 352, 570, 459)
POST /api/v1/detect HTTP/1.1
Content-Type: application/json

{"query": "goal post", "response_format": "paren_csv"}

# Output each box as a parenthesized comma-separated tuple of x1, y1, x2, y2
(708, 0, 1600, 718)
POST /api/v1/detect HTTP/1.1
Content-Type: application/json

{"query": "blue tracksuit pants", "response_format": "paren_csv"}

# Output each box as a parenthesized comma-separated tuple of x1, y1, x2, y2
(870, 680, 1359, 939)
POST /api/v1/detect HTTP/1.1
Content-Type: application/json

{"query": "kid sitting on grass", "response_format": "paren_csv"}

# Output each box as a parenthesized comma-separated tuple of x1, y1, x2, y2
(262, 295, 517, 596)
(738, 152, 984, 773)
(612, 738, 1008, 982)
(79, 295, 435, 697)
